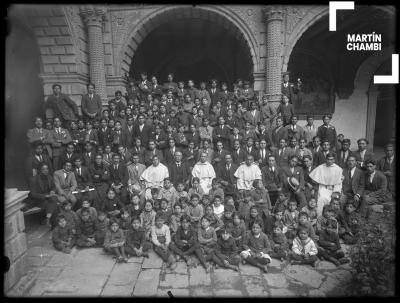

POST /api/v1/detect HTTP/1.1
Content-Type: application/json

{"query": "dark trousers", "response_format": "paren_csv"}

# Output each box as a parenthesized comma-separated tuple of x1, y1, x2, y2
(154, 245, 172, 262)
(54, 238, 75, 251)
(125, 241, 152, 256)
(169, 242, 208, 267)
(290, 252, 318, 264)
(213, 251, 240, 266)
(317, 247, 345, 260)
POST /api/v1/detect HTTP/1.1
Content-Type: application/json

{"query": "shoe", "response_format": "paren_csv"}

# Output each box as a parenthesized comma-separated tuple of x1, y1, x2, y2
(183, 255, 191, 264)
(262, 265, 269, 273)
(123, 258, 128, 263)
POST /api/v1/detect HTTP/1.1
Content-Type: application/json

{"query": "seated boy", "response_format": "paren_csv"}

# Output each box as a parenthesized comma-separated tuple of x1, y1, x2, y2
(211, 228, 240, 271)
(268, 222, 289, 261)
(289, 228, 319, 267)
(125, 217, 151, 258)
(151, 214, 177, 269)
(104, 220, 127, 263)
(95, 211, 109, 245)
(297, 211, 318, 242)
(338, 201, 361, 244)
(75, 208, 97, 248)
(197, 216, 217, 272)
(283, 200, 299, 241)
(52, 214, 75, 254)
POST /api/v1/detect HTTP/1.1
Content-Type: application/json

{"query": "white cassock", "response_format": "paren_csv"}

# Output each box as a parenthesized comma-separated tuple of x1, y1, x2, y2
(309, 163, 343, 216)
(192, 161, 216, 194)
(140, 163, 169, 199)
(234, 163, 262, 191)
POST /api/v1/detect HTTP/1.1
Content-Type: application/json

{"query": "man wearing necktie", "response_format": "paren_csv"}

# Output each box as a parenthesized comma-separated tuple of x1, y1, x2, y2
(73, 158, 93, 206)
(53, 161, 78, 207)
(127, 153, 146, 194)
(81, 83, 102, 122)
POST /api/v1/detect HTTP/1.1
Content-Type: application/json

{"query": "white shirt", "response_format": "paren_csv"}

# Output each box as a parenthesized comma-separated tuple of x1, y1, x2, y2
(234, 163, 262, 191)
(213, 204, 224, 219)
(369, 171, 376, 183)
(350, 167, 356, 178)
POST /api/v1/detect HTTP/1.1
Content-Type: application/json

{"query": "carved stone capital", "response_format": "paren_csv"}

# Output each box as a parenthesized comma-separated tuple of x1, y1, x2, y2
(263, 6, 284, 23)
(80, 5, 107, 26)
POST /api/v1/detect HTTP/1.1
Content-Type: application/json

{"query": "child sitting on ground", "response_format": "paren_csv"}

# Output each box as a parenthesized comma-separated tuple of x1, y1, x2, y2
(204, 204, 223, 234)
(151, 214, 177, 269)
(221, 205, 235, 233)
(246, 206, 265, 231)
(316, 205, 339, 236)
(76, 208, 97, 248)
(169, 215, 208, 270)
(126, 193, 142, 220)
(52, 215, 75, 254)
(140, 200, 156, 241)
(208, 179, 224, 203)
(178, 196, 189, 214)
(197, 216, 218, 273)
(301, 197, 318, 228)
(251, 179, 272, 219)
(269, 222, 289, 261)
(169, 203, 183, 236)
(212, 195, 225, 220)
(231, 212, 247, 251)
(297, 211, 318, 242)
(338, 201, 361, 244)
(125, 217, 150, 258)
(283, 200, 299, 241)
(175, 182, 189, 206)
(240, 221, 272, 273)
(158, 198, 172, 223)
(238, 192, 255, 222)
(264, 206, 287, 237)
(58, 200, 79, 235)
(95, 211, 109, 245)
(104, 220, 127, 263)
(289, 228, 319, 267)
(76, 200, 98, 219)
(272, 190, 290, 214)
(318, 218, 350, 266)
(119, 209, 132, 232)
(211, 228, 240, 271)
(103, 188, 124, 219)
(186, 194, 204, 229)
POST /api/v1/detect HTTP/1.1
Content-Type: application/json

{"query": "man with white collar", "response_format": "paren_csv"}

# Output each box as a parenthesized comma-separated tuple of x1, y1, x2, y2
(49, 117, 72, 170)
(341, 155, 365, 210)
(234, 154, 261, 192)
(192, 151, 216, 194)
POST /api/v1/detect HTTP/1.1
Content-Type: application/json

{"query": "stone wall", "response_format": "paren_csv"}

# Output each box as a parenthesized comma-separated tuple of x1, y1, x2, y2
(4, 190, 29, 293)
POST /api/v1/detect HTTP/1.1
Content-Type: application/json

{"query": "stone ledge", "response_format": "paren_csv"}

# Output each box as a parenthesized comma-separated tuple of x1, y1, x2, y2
(5, 270, 38, 297)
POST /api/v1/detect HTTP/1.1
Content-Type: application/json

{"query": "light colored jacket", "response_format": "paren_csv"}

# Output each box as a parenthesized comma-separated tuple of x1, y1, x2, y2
(292, 236, 318, 256)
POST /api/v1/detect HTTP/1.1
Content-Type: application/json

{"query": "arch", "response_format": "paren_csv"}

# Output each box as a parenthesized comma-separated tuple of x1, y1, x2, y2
(283, 5, 395, 71)
(119, 5, 260, 77)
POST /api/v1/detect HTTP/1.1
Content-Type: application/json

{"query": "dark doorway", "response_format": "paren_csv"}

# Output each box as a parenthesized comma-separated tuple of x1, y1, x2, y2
(6, 18, 44, 189)
(374, 85, 396, 147)
(130, 18, 253, 89)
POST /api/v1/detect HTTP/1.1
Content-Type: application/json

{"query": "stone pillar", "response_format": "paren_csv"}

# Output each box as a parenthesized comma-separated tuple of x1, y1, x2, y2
(4, 189, 29, 293)
(80, 6, 108, 103)
(263, 6, 284, 104)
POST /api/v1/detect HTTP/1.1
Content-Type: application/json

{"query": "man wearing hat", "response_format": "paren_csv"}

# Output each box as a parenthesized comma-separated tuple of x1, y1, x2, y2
(282, 155, 307, 209)
(238, 81, 255, 109)
(45, 84, 80, 128)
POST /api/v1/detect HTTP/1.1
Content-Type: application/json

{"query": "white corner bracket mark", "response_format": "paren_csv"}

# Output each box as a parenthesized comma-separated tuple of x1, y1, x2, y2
(329, 1, 355, 31)
(374, 54, 399, 84)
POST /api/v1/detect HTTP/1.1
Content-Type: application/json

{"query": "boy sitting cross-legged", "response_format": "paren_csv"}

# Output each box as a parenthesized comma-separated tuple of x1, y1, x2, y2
(289, 227, 319, 267)
(210, 227, 240, 272)
(104, 219, 128, 263)
(52, 214, 75, 254)
(124, 217, 151, 258)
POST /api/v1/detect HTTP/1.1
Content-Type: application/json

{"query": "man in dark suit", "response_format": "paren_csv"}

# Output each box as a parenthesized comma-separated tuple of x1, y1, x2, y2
(81, 83, 102, 122)
(208, 79, 220, 108)
(243, 101, 261, 128)
(243, 137, 259, 160)
(73, 157, 94, 207)
(164, 138, 181, 166)
(261, 155, 284, 205)
(108, 90, 126, 113)
(254, 139, 272, 168)
(44, 84, 79, 128)
(341, 155, 365, 209)
(186, 124, 201, 149)
(212, 116, 231, 148)
(313, 139, 333, 167)
(336, 138, 354, 169)
(144, 139, 164, 167)
(273, 138, 291, 169)
(271, 116, 288, 148)
(212, 140, 229, 166)
(216, 153, 238, 199)
(131, 138, 146, 165)
(231, 139, 247, 165)
(353, 138, 375, 171)
(218, 82, 233, 105)
(59, 143, 79, 169)
(183, 141, 197, 169)
(133, 114, 152, 147)
(123, 116, 135, 152)
(168, 151, 191, 188)
(281, 72, 295, 104)
(98, 118, 113, 147)
(107, 154, 129, 204)
(302, 155, 317, 201)
(29, 163, 59, 226)
(27, 141, 53, 178)
(376, 143, 395, 197)
(151, 124, 168, 151)
(82, 142, 97, 168)
(281, 155, 307, 208)
(361, 159, 392, 218)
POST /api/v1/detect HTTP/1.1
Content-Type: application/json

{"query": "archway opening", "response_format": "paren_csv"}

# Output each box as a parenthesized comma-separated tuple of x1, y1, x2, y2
(287, 6, 394, 116)
(6, 17, 44, 189)
(129, 14, 254, 89)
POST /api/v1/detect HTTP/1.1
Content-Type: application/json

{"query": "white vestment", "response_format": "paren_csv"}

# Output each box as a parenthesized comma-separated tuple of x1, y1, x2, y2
(140, 163, 169, 199)
(234, 163, 262, 191)
(309, 163, 343, 216)
(192, 161, 216, 194)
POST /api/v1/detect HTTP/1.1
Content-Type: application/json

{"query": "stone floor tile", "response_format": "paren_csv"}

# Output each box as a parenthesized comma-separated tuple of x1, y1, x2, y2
(190, 287, 213, 297)
(166, 261, 188, 274)
(132, 269, 161, 296)
(45, 253, 74, 267)
(141, 250, 163, 269)
(284, 264, 325, 288)
(101, 284, 134, 297)
(317, 260, 337, 270)
(213, 268, 241, 289)
(26, 255, 52, 267)
(263, 273, 289, 288)
(157, 288, 189, 297)
(214, 289, 244, 297)
(269, 288, 296, 297)
(160, 273, 189, 288)
(239, 263, 261, 275)
(107, 262, 141, 285)
(35, 267, 63, 280)
(309, 289, 327, 297)
(188, 266, 211, 286)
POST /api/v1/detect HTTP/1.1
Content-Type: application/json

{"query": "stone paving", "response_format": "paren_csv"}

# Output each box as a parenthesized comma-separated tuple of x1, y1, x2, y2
(18, 223, 355, 297)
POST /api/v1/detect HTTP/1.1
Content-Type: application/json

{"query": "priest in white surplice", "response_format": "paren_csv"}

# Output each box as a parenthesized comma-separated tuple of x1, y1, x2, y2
(140, 155, 169, 199)
(309, 153, 343, 216)
(234, 154, 262, 191)
(192, 151, 216, 194)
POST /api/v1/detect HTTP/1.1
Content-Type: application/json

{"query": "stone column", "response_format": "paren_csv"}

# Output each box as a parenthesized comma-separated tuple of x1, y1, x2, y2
(263, 6, 284, 104)
(80, 6, 108, 102)
(4, 189, 29, 294)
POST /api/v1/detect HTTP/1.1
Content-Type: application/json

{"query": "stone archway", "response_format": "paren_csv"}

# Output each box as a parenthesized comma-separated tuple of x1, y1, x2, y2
(118, 6, 260, 86)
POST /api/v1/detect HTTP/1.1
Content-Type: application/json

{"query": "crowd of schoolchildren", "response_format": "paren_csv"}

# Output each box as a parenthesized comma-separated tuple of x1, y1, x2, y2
(26, 73, 394, 273)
